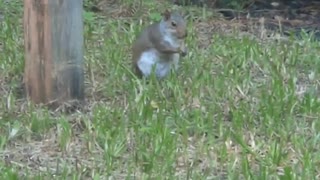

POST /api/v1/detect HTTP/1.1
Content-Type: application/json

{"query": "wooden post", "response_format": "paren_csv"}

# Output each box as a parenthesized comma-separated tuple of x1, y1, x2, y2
(23, 0, 84, 106)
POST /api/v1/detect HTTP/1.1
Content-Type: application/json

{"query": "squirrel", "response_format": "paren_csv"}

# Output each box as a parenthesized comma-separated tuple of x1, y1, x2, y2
(132, 10, 188, 79)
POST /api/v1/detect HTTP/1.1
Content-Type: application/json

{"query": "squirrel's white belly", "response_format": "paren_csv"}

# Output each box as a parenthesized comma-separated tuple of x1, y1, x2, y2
(137, 49, 180, 79)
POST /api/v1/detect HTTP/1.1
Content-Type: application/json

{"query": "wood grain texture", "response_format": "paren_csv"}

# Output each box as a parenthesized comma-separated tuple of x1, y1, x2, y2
(23, 0, 84, 106)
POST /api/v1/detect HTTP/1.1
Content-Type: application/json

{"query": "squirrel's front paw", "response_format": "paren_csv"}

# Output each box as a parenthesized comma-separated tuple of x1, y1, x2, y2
(180, 46, 188, 57)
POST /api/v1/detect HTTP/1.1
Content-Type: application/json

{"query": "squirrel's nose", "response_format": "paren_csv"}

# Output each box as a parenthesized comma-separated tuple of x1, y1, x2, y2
(178, 30, 187, 39)
(181, 31, 188, 38)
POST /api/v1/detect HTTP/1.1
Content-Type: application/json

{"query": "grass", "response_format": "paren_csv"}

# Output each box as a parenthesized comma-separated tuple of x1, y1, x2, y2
(1, 0, 320, 179)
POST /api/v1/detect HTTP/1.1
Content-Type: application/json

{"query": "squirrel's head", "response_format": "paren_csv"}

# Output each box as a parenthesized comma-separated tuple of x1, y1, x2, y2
(161, 10, 187, 39)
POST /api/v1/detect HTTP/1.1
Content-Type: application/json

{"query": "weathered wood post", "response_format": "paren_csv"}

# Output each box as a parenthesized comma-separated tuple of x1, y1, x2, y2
(23, 0, 84, 106)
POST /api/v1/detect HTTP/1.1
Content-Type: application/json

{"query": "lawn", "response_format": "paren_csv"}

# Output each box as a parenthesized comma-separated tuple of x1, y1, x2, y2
(1, 0, 320, 179)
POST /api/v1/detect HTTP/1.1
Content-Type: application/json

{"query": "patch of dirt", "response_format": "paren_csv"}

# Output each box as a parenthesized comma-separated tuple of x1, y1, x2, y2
(1, 128, 104, 178)
(175, 0, 320, 40)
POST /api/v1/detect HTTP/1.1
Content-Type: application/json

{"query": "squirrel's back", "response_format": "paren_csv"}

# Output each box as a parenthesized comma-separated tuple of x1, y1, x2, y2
(132, 23, 160, 57)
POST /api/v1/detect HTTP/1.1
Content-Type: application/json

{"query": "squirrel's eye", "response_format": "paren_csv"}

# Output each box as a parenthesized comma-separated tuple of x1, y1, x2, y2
(171, 21, 176, 27)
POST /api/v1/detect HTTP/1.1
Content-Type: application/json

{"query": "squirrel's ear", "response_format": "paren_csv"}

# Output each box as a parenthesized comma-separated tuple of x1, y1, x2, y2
(162, 9, 171, 20)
